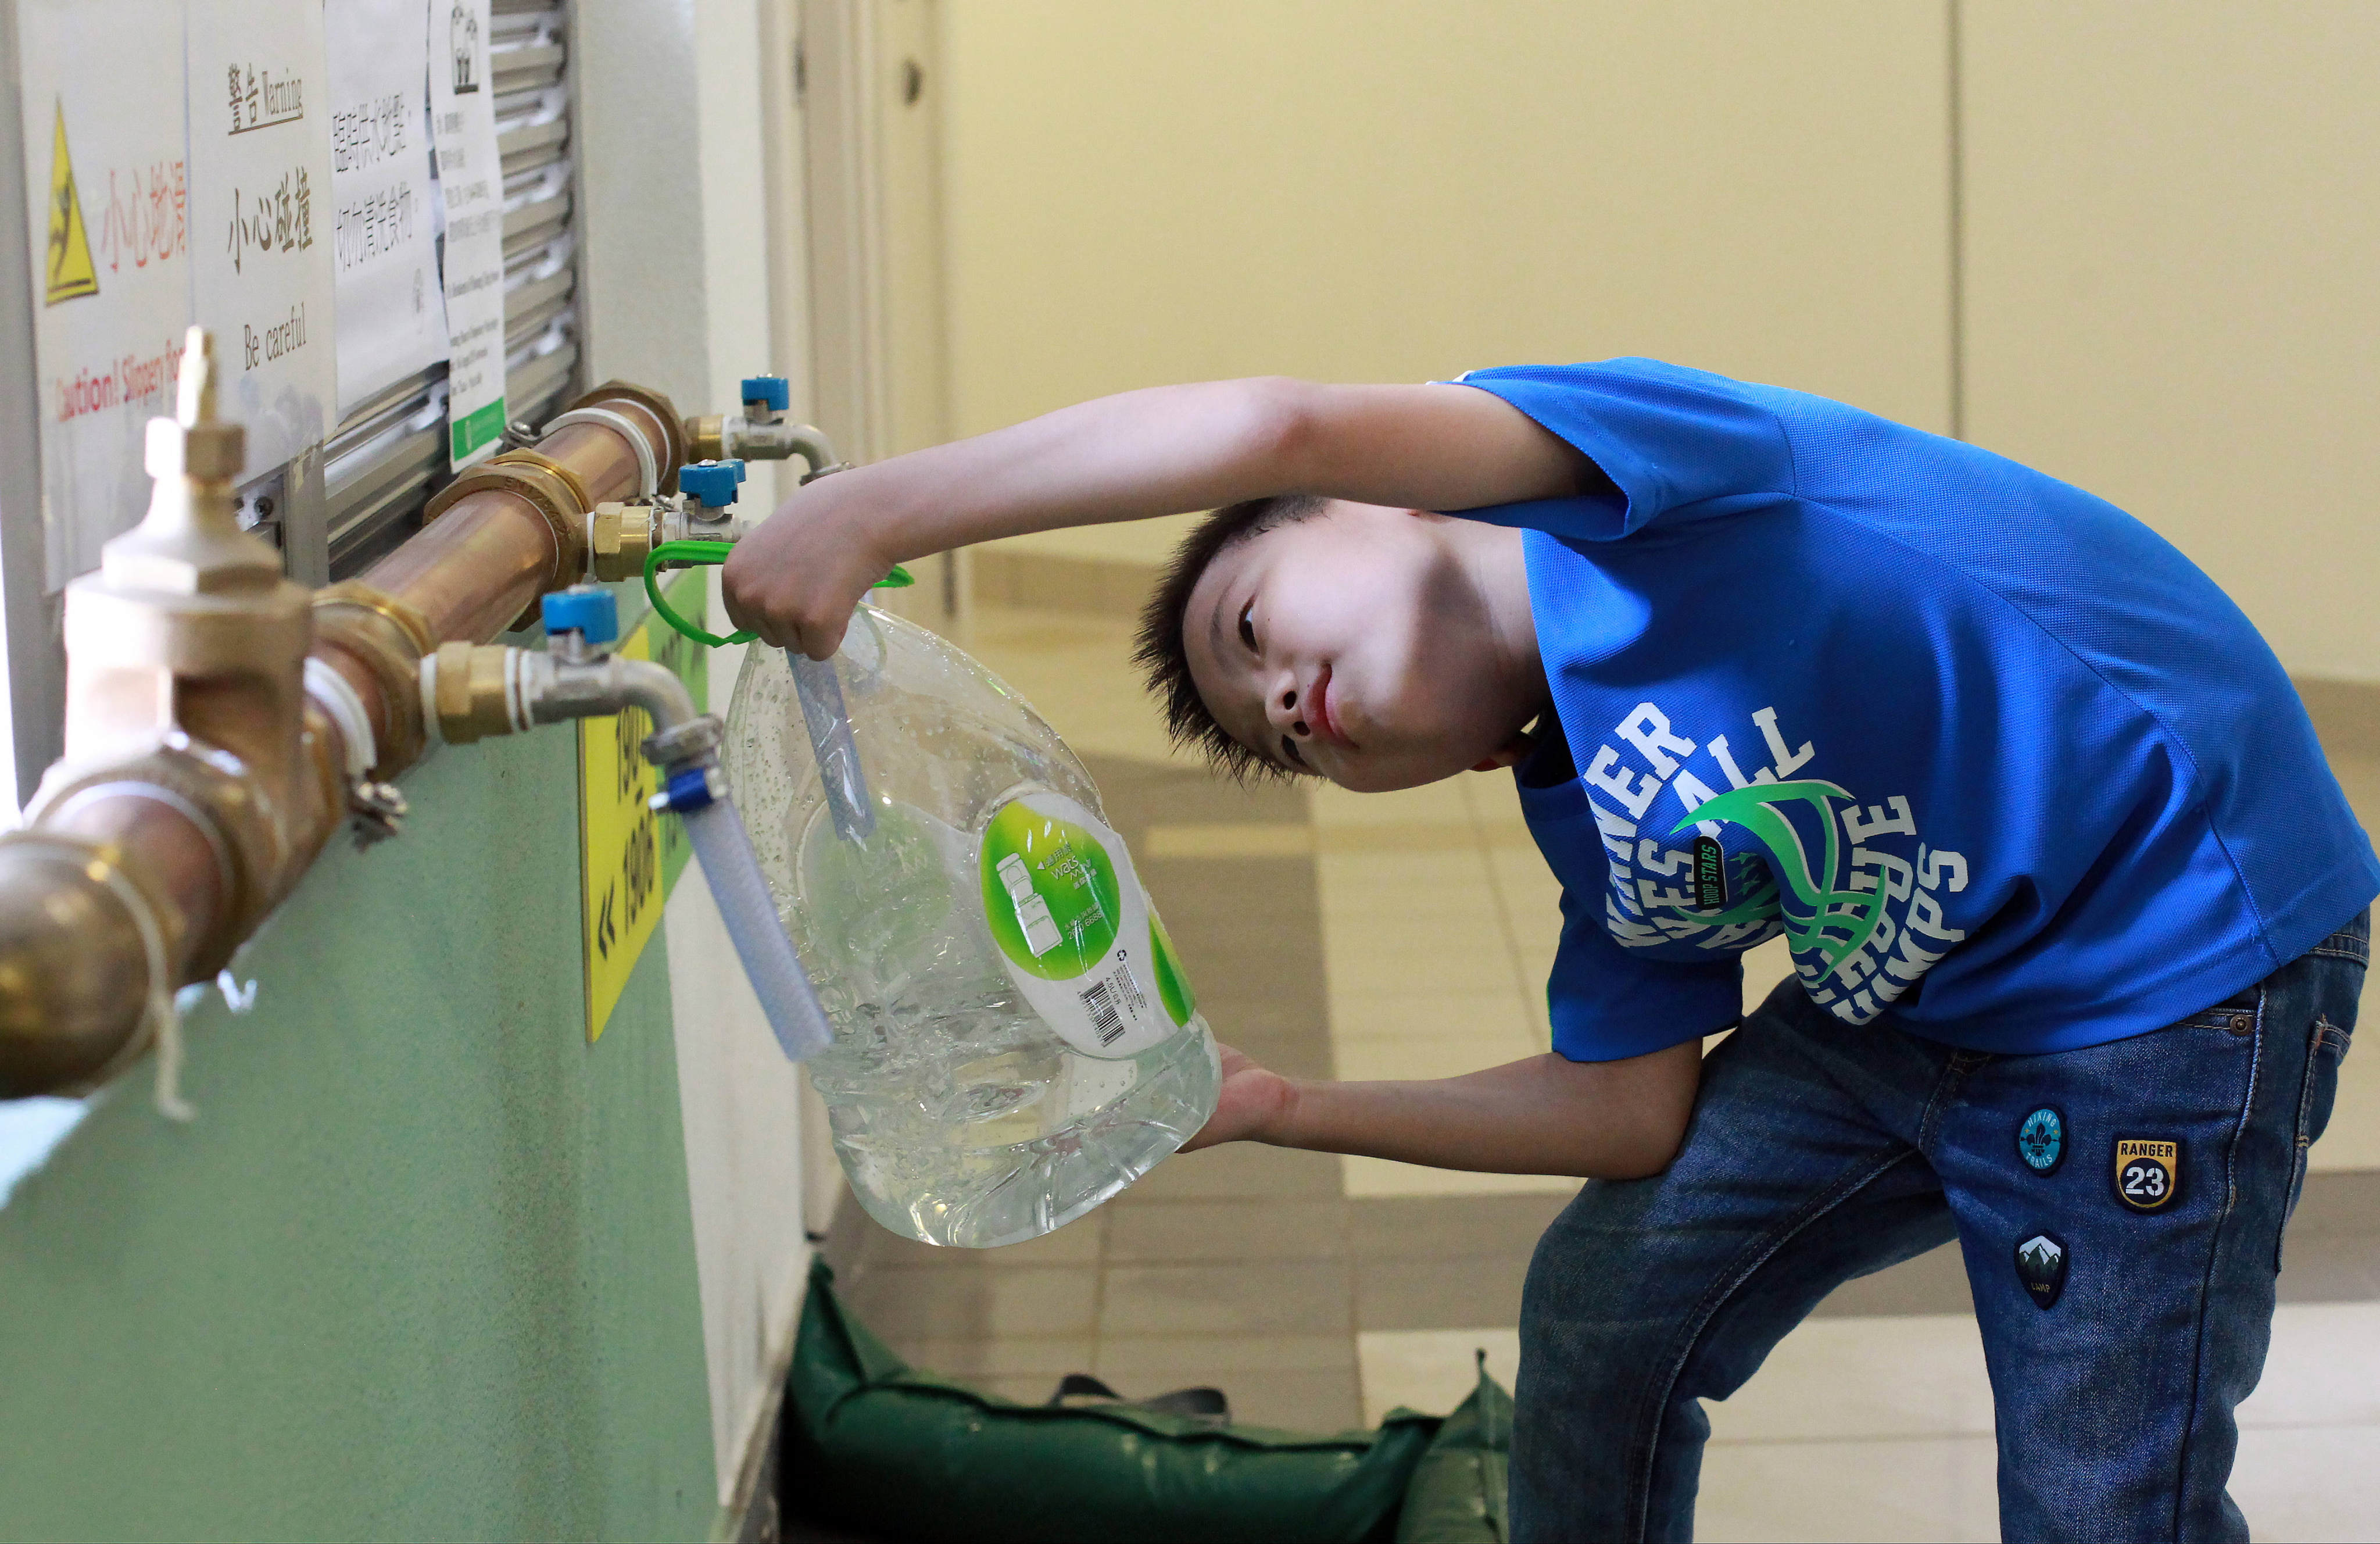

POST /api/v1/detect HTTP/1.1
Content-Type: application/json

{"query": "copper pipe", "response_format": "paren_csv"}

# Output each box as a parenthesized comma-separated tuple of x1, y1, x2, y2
(539, 420, 643, 506)
(357, 414, 665, 645)
(357, 489, 558, 643)
(0, 370, 685, 1095)
(44, 793, 231, 949)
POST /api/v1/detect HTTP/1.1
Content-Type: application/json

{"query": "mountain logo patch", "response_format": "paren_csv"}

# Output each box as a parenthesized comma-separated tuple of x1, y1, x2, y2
(2014, 1231, 2068, 1309)
(2016, 1107, 2066, 1175)
(2113, 1136, 2181, 1213)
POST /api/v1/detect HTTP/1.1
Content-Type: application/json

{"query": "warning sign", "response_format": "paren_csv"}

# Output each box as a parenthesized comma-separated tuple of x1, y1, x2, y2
(579, 572, 712, 1042)
(16, 1, 195, 589)
(187, 0, 338, 481)
(43, 102, 98, 304)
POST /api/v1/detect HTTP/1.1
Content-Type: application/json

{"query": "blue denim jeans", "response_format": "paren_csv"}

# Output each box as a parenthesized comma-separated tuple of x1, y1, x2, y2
(1512, 910, 2368, 1543)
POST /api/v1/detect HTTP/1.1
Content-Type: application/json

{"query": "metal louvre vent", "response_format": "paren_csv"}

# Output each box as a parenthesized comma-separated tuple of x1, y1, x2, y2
(325, 0, 581, 578)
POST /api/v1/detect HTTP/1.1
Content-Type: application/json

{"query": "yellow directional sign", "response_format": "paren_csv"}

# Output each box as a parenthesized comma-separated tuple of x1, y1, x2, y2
(44, 101, 98, 305)
(579, 572, 711, 1041)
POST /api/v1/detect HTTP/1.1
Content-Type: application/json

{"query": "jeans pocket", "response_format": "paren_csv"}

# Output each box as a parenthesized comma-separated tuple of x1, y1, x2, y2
(2278, 1014, 2354, 1271)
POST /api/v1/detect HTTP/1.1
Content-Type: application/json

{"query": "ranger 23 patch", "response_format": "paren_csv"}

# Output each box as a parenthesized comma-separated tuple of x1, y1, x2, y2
(2113, 1137, 2182, 1213)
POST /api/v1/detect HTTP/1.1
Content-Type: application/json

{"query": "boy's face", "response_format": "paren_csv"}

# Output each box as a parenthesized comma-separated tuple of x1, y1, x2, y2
(1183, 502, 1543, 792)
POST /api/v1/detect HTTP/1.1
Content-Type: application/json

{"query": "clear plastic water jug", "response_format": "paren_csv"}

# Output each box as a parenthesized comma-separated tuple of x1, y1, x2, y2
(723, 604, 1221, 1248)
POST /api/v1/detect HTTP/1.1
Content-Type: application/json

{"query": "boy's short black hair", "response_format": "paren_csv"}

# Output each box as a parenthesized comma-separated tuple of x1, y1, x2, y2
(1133, 494, 1331, 780)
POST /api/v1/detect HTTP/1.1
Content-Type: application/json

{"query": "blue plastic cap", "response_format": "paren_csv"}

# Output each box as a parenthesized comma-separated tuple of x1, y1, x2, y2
(650, 765, 721, 815)
(542, 586, 620, 644)
(679, 458, 746, 508)
(740, 376, 790, 413)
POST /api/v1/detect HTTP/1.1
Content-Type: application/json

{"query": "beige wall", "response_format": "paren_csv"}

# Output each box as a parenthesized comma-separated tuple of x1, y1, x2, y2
(938, 1, 1952, 563)
(1962, 3, 2380, 685)
(936, 2, 2375, 685)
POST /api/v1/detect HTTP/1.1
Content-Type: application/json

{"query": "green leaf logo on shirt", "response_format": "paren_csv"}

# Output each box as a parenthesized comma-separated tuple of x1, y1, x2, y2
(1669, 779, 1890, 971)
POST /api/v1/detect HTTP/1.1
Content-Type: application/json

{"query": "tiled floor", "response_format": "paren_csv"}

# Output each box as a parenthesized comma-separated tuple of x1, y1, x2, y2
(808, 601, 2380, 1541)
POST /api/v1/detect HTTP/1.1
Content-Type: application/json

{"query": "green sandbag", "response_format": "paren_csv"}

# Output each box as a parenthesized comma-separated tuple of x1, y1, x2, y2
(1394, 1353, 1513, 1543)
(786, 1258, 1437, 1544)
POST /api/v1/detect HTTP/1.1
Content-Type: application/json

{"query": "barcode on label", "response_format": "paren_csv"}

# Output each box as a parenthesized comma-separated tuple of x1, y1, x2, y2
(1079, 976, 1125, 1046)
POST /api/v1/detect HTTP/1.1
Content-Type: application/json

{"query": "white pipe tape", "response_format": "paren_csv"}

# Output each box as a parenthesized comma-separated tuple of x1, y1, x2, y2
(303, 657, 378, 779)
(13, 837, 196, 1121)
(416, 651, 445, 748)
(505, 648, 534, 734)
(544, 406, 658, 499)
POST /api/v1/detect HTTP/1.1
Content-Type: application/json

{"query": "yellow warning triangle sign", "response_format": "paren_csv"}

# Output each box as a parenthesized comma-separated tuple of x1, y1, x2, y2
(44, 100, 98, 305)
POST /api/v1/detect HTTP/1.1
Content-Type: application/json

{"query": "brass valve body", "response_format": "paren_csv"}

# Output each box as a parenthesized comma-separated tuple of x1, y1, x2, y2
(430, 643, 522, 745)
(685, 414, 728, 465)
(588, 502, 658, 581)
(33, 331, 322, 971)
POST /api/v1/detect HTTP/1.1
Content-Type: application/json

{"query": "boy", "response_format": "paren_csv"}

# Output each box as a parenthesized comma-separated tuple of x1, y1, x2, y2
(722, 360, 2374, 1542)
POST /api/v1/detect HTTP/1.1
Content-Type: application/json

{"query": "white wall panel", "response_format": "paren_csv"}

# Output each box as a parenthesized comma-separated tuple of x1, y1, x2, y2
(577, 0, 711, 409)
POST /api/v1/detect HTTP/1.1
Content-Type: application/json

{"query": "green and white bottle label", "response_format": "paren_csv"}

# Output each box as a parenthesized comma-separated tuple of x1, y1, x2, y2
(978, 789, 1192, 1059)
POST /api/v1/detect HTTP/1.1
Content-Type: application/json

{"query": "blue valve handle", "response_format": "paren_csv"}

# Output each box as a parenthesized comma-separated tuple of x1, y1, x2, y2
(678, 458, 747, 508)
(740, 376, 790, 413)
(541, 586, 620, 644)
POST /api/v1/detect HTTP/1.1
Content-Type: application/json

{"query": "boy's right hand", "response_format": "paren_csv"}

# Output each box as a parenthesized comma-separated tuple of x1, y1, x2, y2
(721, 476, 904, 659)
(1179, 1042, 1296, 1153)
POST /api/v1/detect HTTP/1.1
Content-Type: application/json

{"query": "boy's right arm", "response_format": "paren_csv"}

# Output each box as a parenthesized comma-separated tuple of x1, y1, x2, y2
(721, 376, 1594, 656)
(1183, 1039, 1703, 1181)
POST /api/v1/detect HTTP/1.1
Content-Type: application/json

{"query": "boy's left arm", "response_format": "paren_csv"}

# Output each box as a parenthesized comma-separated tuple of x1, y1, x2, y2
(721, 377, 1590, 657)
(1183, 1039, 1703, 1181)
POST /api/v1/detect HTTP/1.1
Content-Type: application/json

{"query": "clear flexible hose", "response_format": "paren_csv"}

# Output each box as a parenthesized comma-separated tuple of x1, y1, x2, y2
(681, 794, 836, 1061)
(789, 650, 874, 844)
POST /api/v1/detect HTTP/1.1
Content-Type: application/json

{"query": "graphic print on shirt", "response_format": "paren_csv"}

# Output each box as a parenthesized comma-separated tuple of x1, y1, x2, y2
(1581, 700, 1971, 1025)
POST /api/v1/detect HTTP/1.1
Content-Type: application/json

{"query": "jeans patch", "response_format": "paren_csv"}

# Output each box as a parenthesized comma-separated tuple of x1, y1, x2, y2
(2016, 1106, 2066, 1175)
(2113, 1136, 2183, 1213)
(2014, 1231, 2068, 1309)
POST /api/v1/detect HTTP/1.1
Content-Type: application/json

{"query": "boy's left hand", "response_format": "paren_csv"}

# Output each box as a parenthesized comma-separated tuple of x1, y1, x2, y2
(722, 475, 906, 659)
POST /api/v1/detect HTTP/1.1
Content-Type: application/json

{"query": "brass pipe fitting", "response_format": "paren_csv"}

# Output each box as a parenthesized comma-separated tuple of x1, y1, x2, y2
(1, 331, 323, 1088)
(33, 750, 287, 980)
(418, 453, 594, 613)
(0, 835, 163, 1098)
(26, 330, 321, 968)
(425, 642, 527, 745)
(421, 637, 704, 751)
(414, 386, 688, 625)
(0, 343, 693, 1100)
(578, 382, 687, 493)
(498, 445, 597, 519)
(310, 582, 435, 780)
(587, 502, 658, 582)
